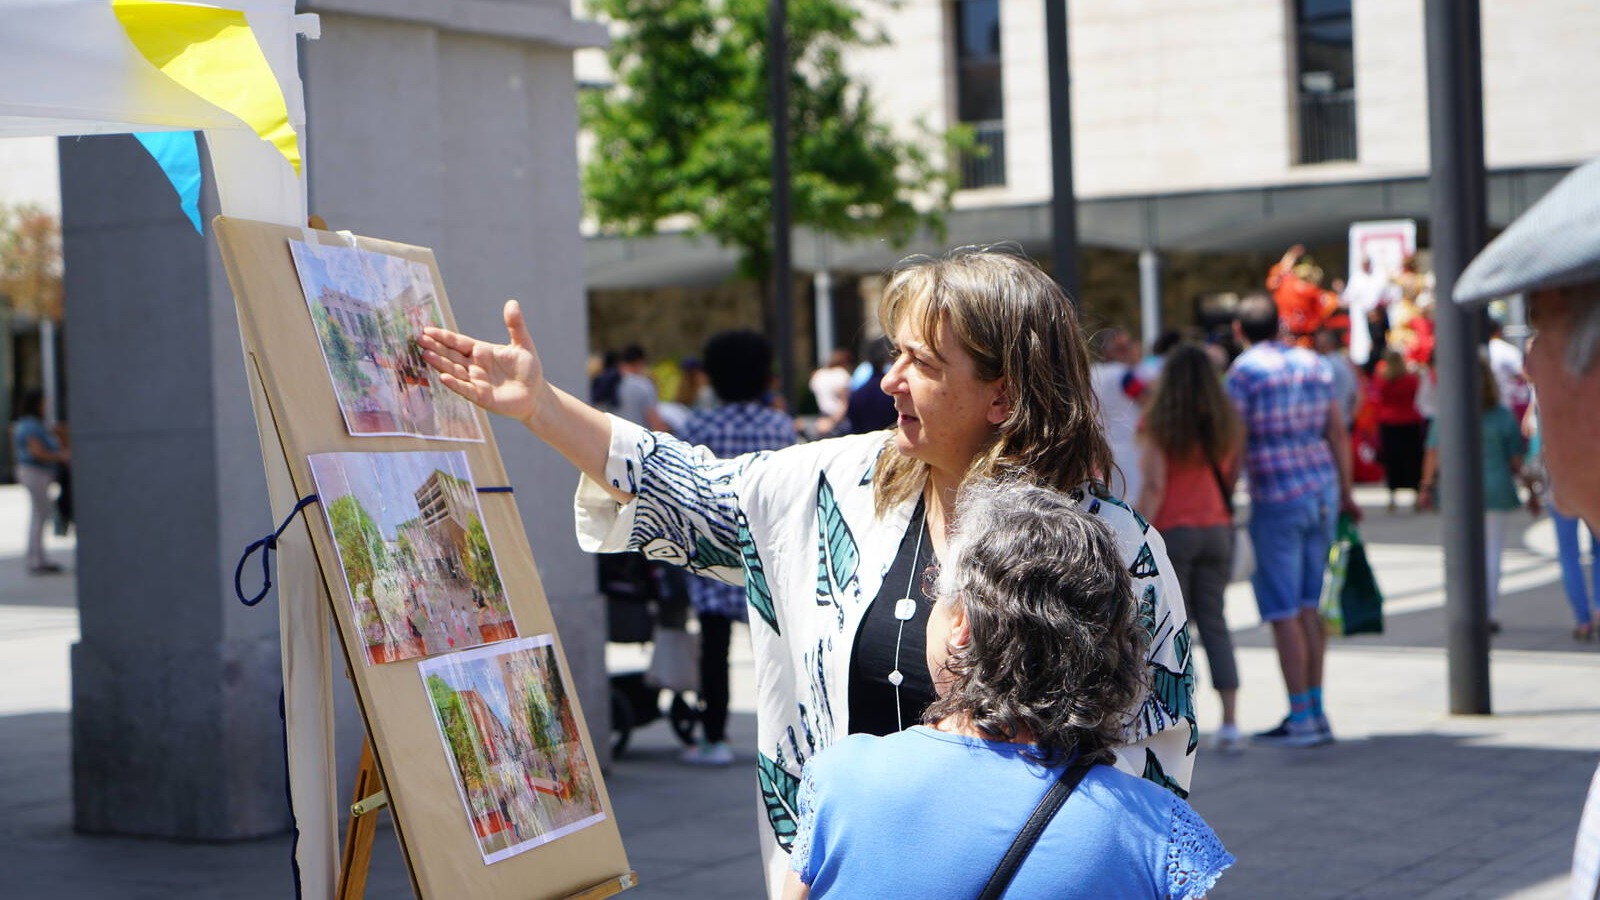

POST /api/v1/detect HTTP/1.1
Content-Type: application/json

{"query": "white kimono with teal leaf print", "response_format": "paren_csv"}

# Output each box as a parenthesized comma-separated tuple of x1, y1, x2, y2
(575, 417, 1197, 898)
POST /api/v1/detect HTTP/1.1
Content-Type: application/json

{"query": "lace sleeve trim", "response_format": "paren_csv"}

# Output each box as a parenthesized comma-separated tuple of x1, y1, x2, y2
(789, 763, 820, 880)
(1166, 799, 1234, 899)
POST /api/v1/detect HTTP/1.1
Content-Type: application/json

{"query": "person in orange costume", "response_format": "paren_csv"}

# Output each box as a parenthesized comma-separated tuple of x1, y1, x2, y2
(1267, 244, 1339, 347)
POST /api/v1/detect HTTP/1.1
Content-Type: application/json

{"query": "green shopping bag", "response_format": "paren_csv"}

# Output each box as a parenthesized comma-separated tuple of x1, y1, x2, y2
(1339, 521, 1385, 635)
(1321, 515, 1384, 636)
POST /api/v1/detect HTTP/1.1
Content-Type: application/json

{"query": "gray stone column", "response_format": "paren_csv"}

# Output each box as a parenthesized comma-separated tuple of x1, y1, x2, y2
(63, 133, 287, 838)
(299, 1, 610, 776)
(61, 0, 607, 840)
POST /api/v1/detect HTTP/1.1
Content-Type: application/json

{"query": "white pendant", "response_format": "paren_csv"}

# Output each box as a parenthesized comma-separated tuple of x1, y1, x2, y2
(888, 669, 904, 686)
(894, 598, 916, 621)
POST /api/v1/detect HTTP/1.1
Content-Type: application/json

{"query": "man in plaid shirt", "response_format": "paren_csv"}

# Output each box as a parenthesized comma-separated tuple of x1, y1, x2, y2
(1226, 292, 1357, 749)
(677, 330, 796, 765)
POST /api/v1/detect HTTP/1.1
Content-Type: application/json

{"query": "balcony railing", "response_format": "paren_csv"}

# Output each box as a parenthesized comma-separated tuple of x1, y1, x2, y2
(959, 121, 1006, 189)
(1298, 90, 1356, 164)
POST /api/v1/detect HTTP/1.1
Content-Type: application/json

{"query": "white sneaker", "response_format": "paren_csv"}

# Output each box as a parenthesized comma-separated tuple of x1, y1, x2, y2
(1213, 724, 1244, 754)
(680, 740, 735, 766)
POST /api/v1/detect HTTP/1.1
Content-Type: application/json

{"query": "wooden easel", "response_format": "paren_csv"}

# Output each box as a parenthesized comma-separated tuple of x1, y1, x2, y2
(333, 695, 638, 900)
(336, 740, 388, 900)
(281, 214, 637, 900)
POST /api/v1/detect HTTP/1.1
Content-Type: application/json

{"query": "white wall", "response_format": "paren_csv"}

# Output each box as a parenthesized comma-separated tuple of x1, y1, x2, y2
(0, 136, 60, 213)
(851, 0, 1600, 203)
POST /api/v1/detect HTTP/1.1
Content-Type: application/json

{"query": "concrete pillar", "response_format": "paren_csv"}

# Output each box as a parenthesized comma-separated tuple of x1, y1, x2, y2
(60, 0, 608, 840)
(63, 133, 287, 838)
(298, 4, 609, 775)
(1138, 248, 1163, 348)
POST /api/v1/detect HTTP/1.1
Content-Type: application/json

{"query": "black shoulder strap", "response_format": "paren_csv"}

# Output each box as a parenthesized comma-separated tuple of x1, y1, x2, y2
(976, 762, 1095, 900)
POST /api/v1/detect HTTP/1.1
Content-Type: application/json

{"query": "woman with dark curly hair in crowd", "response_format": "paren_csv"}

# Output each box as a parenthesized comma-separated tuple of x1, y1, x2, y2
(784, 479, 1232, 899)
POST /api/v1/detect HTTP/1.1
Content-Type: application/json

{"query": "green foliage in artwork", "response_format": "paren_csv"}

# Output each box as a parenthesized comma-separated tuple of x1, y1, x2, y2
(524, 682, 556, 756)
(311, 301, 372, 394)
(428, 674, 486, 791)
(393, 531, 416, 567)
(328, 494, 385, 598)
(464, 513, 502, 598)
(579, 0, 970, 283)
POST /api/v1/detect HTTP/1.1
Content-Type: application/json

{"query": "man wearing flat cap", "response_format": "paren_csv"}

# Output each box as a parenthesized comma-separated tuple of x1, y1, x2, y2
(1454, 157, 1600, 527)
(1454, 156, 1600, 894)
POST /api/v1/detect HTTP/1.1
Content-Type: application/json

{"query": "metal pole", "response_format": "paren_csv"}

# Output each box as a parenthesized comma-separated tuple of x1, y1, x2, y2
(1138, 249, 1162, 349)
(1424, 0, 1491, 715)
(1044, 0, 1080, 304)
(768, 0, 795, 404)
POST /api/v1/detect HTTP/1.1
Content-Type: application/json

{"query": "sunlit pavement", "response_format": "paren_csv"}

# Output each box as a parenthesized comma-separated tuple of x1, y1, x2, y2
(2, 482, 1597, 898)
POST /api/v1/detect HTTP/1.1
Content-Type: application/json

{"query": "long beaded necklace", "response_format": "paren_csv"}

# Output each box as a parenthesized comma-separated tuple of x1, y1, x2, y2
(888, 517, 927, 733)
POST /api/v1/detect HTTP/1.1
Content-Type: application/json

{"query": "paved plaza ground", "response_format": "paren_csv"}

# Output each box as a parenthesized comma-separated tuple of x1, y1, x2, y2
(2, 483, 1598, 898)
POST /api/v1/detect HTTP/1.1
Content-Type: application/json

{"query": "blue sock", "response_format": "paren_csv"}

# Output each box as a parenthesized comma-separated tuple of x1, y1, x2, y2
(1289, 692, 1314, 724)
(1309, 686, 1325, 718)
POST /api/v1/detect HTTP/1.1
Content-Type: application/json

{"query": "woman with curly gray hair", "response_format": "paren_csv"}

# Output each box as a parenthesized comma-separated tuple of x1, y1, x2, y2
(783, 480, 1232, 899)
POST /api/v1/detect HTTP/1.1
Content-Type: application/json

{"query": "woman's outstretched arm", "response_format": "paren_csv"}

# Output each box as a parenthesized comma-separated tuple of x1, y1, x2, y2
(419, 299, 632, 504)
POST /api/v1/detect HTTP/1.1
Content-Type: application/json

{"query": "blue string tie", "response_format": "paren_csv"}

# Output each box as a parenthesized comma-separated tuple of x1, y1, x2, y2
(234, 494, 321, 607)
(233, 485, 514, 608)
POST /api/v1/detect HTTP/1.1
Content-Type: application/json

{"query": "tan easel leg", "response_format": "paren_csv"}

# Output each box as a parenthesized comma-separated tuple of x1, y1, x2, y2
(336, 739, 387, 900)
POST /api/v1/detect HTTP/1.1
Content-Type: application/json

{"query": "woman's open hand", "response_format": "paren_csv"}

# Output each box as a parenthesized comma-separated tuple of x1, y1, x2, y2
(419, 299, 546, 425)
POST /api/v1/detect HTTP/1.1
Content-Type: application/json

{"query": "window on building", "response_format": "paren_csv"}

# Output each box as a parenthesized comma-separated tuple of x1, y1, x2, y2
(954, 0, 1004, 188)
(1295, 0, 1356, 164)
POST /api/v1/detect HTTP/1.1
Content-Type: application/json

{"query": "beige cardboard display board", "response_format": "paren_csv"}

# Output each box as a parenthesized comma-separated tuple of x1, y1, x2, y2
(215, 216, 634, 899)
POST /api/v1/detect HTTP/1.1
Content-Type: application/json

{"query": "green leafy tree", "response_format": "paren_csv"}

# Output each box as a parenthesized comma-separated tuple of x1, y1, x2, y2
(580, 0, 965, 284)
(311, 301, 372, 395)
(328, 495, 385, 598)
(0, 203, 62, 321)
(464, 514, 502, 599)
(428, 675, 486, 792)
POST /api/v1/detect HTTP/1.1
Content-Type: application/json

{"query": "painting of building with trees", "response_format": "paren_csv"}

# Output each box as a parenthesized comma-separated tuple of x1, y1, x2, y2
(289, 239, 482, 440)
(420, 635, 606, 864)
(309, 450, 517, 666)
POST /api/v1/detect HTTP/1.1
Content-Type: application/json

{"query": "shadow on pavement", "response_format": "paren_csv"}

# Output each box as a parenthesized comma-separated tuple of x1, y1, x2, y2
(1192, 731, 1591, 899)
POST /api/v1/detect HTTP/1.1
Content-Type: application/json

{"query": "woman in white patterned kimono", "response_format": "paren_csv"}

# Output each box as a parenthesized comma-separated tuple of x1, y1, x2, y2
(420, 248, 1197, 897)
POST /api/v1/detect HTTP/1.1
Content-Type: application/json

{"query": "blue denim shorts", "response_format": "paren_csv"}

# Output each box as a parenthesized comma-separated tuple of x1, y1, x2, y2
(1246, 482, 1339, 622)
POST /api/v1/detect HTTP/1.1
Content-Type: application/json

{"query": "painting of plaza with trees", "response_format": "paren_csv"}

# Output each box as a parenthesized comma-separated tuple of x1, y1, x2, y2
(309, 450, 517, 666)
(290, 239, 482, 440)
(420, 636, 606, 864)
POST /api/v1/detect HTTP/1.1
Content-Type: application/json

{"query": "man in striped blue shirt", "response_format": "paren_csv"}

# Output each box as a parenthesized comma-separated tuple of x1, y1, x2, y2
(1226, 292, 1356, 749)
(678, 330, 796, 765)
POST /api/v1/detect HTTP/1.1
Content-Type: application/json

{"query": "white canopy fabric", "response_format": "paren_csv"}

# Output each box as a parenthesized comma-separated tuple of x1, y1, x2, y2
(0, 4, 336, 896)
(0, 0, 312, 226)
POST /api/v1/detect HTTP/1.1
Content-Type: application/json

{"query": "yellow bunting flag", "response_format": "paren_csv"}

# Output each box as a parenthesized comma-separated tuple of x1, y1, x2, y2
(113, 0, 301, 175)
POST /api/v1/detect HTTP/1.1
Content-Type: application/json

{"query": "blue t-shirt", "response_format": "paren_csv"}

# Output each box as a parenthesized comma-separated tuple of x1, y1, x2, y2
(13, 416, 58, 469)
(792, 727, 1232, 899)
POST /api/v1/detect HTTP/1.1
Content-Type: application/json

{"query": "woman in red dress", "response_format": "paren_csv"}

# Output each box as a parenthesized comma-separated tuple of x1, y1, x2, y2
(1372, 349, 1426, 512)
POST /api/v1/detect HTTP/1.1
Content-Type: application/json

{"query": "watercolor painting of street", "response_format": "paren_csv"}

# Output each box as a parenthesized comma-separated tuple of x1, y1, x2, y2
(420, 635, 606, 864)
(289, 239, 482, 440)
(308, 450, 517, 666)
